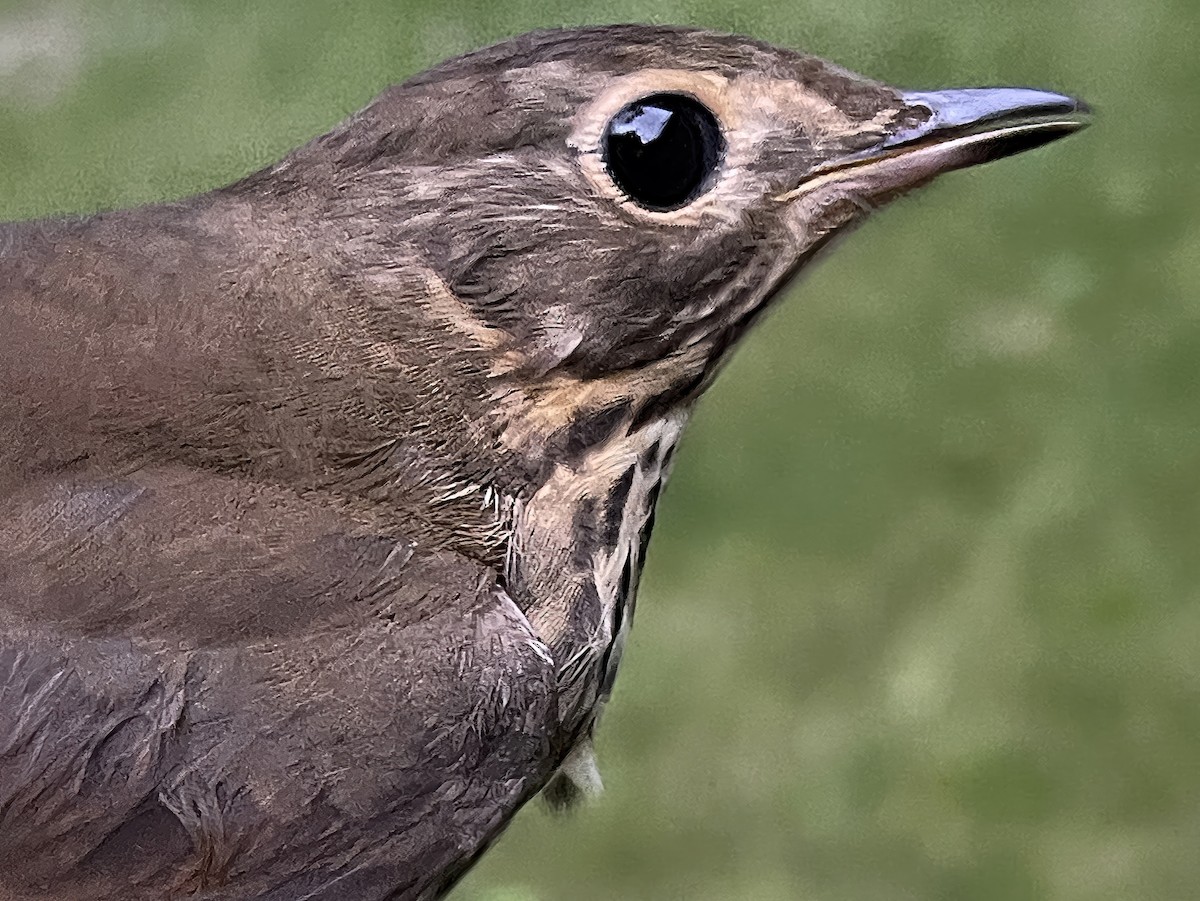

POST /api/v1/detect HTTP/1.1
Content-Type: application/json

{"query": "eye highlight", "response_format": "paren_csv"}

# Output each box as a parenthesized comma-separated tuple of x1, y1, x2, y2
(601, 93, 724, 212)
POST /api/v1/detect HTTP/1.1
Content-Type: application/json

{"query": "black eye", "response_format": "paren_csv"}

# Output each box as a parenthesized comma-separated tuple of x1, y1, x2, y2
(602, 93, 724, 212)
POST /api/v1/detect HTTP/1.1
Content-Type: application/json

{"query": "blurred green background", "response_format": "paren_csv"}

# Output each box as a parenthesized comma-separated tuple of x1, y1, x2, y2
(1, 0, 1196, 898)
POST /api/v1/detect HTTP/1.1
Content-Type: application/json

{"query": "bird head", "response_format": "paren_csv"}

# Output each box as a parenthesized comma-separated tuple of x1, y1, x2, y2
(243, 25, 1087, 486)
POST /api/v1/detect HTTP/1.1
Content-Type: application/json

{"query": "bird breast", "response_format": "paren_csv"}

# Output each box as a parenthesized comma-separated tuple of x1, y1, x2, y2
(508, 410, 687, 745)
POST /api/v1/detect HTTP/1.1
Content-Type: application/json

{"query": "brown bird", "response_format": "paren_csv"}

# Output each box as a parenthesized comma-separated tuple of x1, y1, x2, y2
(0, 24, 1088, 901)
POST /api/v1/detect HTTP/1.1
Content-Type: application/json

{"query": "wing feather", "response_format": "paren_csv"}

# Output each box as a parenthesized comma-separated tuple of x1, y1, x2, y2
(0, 467, 558, 901)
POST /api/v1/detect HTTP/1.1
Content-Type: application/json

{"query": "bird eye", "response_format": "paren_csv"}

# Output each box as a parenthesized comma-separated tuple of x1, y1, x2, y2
(601, 93, 724, 212)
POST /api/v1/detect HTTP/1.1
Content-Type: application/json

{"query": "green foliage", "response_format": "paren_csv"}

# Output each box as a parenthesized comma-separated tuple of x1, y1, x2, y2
(1, 1, 1194, 897)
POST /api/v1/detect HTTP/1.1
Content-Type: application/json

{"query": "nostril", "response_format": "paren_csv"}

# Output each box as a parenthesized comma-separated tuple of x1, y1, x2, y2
(896, 100, 936, 132)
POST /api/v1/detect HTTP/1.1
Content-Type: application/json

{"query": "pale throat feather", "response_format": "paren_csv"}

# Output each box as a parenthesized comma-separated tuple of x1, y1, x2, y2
(509, 408, 687, 744)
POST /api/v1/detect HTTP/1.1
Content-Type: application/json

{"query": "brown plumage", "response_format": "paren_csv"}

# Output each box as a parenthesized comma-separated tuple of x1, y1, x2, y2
(0, 25, 1088, 900)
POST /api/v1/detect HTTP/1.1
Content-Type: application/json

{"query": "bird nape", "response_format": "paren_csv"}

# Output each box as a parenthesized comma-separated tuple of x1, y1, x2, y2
(0, 24, 1088, 901)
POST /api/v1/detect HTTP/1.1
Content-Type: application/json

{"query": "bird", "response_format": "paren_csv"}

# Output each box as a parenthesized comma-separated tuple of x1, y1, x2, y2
(0, 24, 1088, 901)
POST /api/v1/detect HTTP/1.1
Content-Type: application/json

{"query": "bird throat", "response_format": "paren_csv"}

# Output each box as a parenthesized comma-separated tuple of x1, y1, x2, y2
(508, 408, 687, 752)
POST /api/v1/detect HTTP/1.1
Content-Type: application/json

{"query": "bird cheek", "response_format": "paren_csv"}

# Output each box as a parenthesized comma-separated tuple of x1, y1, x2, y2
(778, 189, 867, 258)
(527, 307, 587, 376)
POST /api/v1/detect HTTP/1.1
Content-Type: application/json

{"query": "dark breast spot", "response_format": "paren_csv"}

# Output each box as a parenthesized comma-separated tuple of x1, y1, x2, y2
(601, 464, 636, 546)
(557, 401, 632, 462)
(618, 553, 634, 605)
(632, 373, 705, 428)
(570, 495, 600, 570)
(638, 438, 661, 471)
(637, 480, 662, 566)
(661, 442, 677, 472)
(599, 553, 635, 697)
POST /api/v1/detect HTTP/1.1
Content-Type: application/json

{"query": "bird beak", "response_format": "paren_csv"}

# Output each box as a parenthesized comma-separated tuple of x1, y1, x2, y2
(886, 87, 1093, 162)
(785, 87, 1092, 201)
